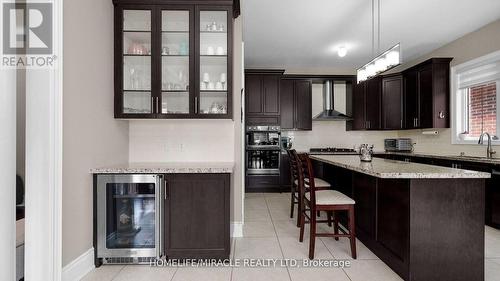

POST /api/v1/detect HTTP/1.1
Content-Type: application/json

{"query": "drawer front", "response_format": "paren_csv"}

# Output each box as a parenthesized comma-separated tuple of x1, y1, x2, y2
(247, 175, 280, 187)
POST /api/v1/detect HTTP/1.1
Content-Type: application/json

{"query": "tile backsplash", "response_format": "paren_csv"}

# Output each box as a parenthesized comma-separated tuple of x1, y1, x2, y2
(129, 120, 235, 162)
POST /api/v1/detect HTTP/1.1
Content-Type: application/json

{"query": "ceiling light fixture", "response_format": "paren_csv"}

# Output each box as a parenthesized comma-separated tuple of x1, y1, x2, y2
(357, 0, 401, 83)
(338, 46, 347, 57)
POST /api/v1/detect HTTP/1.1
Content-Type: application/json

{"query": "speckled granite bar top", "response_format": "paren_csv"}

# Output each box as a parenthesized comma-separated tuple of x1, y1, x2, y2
(310, 155, 490, 179)
(376, 151, 500, 165)
(90, 162, 234, 174)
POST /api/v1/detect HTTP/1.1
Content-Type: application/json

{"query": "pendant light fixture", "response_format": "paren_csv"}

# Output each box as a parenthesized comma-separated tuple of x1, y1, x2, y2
(357, 0, 401, 83)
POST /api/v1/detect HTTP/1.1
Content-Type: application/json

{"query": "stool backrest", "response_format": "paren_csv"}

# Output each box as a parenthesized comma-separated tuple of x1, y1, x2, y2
(297, 153, 316, 204)
(286, 149, 300, 183)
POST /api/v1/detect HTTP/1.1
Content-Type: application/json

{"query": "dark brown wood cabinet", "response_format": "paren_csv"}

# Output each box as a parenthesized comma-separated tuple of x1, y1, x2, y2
(377, 179, 409, 268)
(365, 77, 382, 130)
(403, 58, 453, 129)
(351, 78, 381, 130)
(245, 70, 284, 125)
(352, 173, 377, 238)
(352, 81, 366, 130)
(382, 75, 404, 130)
(351, 57, 452, 131)
(113, 1, 234, 119)
(164, 173, 230, 259)
(280, 78, 312, 130)
(280, 153, 291, 191)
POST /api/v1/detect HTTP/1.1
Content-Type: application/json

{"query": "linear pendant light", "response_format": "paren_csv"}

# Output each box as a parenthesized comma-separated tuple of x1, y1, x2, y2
(357, 0, 401, 83)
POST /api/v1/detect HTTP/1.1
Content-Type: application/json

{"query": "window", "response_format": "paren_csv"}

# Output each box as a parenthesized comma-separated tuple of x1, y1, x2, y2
(452, 50, 500, 144)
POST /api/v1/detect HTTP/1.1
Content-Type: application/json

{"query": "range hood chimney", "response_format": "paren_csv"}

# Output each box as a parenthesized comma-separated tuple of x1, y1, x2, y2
(313, 80, 352, 120)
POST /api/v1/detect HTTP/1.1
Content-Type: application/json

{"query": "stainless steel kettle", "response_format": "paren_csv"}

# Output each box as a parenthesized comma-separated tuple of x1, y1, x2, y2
(359, 144, 374, 162)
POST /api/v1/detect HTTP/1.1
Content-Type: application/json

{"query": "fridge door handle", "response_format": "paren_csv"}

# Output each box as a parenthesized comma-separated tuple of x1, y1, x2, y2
(157, 175, 164, 258)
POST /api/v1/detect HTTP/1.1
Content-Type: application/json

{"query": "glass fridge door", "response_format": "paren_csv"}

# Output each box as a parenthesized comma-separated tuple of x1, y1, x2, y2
(105, 182, 156, 249)
(97, 174, 162, 259)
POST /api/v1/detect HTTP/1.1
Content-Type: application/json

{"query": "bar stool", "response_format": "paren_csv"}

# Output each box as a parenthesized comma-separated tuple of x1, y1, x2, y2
(296, 153, 357, 260)
(287, 149, 331, 227)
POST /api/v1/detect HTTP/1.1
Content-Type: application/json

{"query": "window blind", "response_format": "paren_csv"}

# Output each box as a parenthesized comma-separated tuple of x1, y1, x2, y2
(458, 58, 500, 89)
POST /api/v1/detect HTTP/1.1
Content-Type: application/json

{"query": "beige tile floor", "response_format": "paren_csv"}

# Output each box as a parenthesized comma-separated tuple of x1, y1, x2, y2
(83, 192, 500, 281)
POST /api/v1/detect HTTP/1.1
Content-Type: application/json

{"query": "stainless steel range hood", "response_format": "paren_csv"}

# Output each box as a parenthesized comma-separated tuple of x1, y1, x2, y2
(313, 80, 352, 120)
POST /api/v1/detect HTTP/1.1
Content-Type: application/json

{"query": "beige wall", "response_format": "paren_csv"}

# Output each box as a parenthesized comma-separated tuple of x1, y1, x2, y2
(62, 0, 129, 267)
(393, 19, 500, 156)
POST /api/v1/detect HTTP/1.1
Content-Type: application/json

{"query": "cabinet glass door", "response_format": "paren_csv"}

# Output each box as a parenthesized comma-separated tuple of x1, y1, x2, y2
(198, 10, 228, 115)
(161, 10, 191, 115)
(122, 10, 152, 114)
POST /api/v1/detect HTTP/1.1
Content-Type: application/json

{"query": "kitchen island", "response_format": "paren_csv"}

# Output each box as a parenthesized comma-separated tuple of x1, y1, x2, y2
(310, 155, 490, 281)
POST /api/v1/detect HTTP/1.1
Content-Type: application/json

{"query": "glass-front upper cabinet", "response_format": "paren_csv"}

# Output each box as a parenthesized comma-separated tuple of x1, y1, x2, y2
(114, 4, 232, 119)
(122, 10, 152, 116)
(197, 8, 231, 116)
(161, 9, 192, 116)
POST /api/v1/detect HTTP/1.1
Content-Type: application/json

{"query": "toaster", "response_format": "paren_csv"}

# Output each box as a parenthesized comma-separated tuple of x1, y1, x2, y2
(384, 138, 413, 152)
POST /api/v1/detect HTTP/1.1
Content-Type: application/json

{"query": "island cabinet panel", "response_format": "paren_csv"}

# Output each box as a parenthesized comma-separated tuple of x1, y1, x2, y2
(352, 173, 377, 239)
(409, 179, 485, 281)
(376, 179, 409, 275)
(164, 173, 230, 259)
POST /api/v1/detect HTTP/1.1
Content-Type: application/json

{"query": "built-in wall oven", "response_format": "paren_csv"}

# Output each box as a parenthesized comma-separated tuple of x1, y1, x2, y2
(95, 174, 163, 264)
(246, 126, 281, 175)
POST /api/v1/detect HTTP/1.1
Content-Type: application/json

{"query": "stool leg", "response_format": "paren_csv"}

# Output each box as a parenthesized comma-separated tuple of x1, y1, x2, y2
(327, 211, 332, 227)
(348, 205, 357, 259)
(309, 207, 317, 260)
(334, 211, 339, 241)
(290, 184, 295, 219)
(317, 211, 320, 217)
(296, 192, 302, 227)
(299, 204, 305, 242)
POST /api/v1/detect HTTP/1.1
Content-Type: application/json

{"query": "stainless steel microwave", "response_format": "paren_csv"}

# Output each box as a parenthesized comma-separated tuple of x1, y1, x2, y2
(384, 138, 413, 152)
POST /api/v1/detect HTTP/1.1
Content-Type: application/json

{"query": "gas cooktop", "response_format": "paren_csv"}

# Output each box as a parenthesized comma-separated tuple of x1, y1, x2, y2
(309, 147, 358, 155)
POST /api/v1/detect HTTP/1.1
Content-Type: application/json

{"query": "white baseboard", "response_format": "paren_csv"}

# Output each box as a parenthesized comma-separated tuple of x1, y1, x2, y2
(62, 224, 242, 280)
(231, 222, 243, 237)
(62, 248, 95, 281)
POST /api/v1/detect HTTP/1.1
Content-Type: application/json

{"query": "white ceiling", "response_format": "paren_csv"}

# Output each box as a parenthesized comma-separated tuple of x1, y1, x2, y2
(242, 0, 500, 72)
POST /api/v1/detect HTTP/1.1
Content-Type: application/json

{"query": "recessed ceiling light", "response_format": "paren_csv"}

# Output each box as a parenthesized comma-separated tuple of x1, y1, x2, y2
(338, 46, 347, 57)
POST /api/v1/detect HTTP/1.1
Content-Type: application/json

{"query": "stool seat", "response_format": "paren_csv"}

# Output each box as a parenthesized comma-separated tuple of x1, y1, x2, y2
(294, 177, 331, 188)
(305, 190, 355, 205)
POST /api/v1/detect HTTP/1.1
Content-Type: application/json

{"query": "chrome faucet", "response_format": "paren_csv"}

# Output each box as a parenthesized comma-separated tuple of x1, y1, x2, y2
(478, 132, 496, 158)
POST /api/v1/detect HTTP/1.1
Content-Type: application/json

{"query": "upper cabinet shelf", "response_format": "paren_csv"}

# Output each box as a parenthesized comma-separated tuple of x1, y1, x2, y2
(113, 2, 234, 119)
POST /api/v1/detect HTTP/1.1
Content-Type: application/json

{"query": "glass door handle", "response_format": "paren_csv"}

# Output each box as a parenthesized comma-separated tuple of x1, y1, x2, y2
(156, 97, 159, 114)
(195, 97, 198, 114)
(151, 97, 154, 113)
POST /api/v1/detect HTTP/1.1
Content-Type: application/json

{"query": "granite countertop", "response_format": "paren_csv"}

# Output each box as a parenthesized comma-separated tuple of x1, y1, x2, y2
(376, 151, 500, 165)
(310, 155, 491, 179)
(90, 162, 234, 174)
